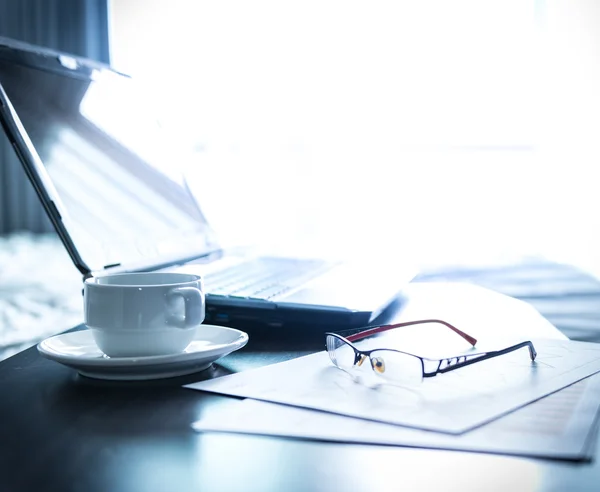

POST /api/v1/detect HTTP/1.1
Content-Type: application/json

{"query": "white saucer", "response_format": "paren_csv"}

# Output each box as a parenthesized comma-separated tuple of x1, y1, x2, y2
(37, 324, 248, 381)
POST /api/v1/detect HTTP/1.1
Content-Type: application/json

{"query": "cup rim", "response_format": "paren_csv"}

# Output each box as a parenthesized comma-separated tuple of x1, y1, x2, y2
(85, 272, 202, 288)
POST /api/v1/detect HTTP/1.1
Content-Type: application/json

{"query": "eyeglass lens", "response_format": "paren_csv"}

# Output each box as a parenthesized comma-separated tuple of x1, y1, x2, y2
(326, 335, 424, 384)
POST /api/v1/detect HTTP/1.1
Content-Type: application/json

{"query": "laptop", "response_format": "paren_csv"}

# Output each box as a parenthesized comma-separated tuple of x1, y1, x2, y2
(0, 37, 415, 331)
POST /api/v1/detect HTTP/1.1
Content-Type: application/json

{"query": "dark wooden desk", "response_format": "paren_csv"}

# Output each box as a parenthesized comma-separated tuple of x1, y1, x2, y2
(2, 261, 600, 492)
(0, 331, 598, 492)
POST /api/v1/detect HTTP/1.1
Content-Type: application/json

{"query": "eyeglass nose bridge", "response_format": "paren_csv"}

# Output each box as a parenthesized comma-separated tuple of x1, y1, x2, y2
(354, 352, 367, 367)
(353, 350, 386, 373)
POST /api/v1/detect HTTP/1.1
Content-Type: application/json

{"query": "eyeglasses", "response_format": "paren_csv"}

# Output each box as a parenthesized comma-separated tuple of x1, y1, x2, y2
(325, 319, 537, 385)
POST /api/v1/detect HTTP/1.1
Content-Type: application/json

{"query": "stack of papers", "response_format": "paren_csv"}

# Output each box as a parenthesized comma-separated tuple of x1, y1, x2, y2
(192, 376, 600, 461)
(187, 284, 600, 461)
(188, 338, 600, 461)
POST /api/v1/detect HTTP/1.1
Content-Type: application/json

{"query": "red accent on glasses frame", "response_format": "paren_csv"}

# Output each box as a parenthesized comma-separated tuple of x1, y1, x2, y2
(345, 319, 478, 347)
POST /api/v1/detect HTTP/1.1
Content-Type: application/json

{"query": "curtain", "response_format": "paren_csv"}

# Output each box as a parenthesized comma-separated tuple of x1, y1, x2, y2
(0, 0, 110, 234)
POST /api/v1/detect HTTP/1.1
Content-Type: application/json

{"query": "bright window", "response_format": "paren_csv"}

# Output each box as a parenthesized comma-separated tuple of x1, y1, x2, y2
(110, 0, 600, 277)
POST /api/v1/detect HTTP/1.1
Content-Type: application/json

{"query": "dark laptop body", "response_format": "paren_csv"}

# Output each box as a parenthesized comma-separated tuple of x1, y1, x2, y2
(0, 37, 415, 331)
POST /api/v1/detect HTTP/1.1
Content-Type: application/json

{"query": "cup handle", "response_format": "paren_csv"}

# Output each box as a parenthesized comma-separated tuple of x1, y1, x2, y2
(166, 286, 205, 328)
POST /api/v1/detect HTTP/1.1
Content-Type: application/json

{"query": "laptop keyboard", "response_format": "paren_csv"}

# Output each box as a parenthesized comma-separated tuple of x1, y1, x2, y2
(204, 257, 335, 300)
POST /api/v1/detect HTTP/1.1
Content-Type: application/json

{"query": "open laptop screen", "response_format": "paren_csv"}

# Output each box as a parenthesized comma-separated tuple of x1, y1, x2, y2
(0, 48, 216, 273)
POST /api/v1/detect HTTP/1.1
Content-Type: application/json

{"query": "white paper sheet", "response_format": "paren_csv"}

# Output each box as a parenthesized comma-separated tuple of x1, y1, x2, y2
(186, 338, 600, 434)
(193, 373, 600, 461)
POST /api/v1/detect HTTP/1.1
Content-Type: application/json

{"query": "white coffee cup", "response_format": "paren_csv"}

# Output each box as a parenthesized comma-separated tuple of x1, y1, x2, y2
(84, 272, 205, 358)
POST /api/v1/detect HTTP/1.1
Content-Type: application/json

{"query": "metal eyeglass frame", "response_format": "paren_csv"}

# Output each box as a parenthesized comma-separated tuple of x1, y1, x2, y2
(325, 319, 537, 379)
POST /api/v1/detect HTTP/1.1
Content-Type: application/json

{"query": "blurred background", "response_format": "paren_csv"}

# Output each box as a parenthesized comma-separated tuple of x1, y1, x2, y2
(108, 0, 600, 275)
(1, 0, 600, 358)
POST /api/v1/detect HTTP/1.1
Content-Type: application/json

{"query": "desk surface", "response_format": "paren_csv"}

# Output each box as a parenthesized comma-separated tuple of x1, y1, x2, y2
(2, 271, 600, 492)
(1, 333, 599, 492)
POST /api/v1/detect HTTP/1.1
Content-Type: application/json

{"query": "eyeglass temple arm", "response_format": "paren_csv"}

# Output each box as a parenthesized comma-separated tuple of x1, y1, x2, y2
(430, 340, 537, 377)
(346, 319, 477, 346)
